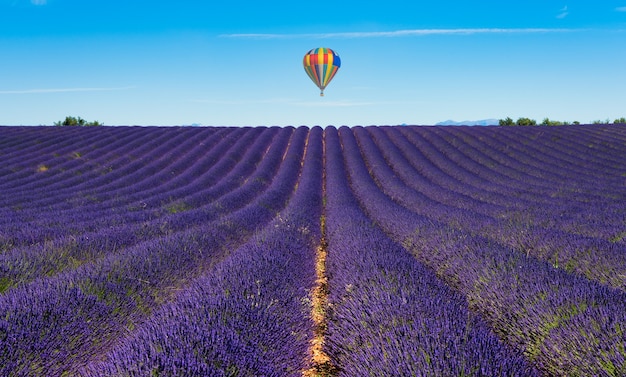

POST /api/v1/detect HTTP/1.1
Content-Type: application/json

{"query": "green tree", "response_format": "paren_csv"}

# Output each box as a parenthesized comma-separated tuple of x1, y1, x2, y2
(540, 118, 572, 126)
(498, 117, 515, 126)
(613, 117, 626, 124)
(54, 116, 101, 126)
(592, 118, 611, 125)
(516, 117, 537, 126)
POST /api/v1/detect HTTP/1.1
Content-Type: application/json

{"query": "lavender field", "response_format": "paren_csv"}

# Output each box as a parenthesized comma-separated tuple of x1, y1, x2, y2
(0, 124, 625, 376)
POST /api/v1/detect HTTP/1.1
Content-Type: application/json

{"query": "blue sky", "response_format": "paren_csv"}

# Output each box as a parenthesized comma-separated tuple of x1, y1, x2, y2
(1, 1, 625, 126)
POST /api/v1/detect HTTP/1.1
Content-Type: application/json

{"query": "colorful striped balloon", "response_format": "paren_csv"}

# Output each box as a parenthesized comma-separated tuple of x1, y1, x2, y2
(303, 48, 341, 96)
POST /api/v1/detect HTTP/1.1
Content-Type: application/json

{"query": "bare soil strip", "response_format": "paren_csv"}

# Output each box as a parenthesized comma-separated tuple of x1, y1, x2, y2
(303, 216, 338, 377)
(303, 136, 338, 377)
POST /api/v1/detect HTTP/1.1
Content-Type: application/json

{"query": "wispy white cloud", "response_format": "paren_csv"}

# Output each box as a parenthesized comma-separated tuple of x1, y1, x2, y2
(0, 0, 46, 6)
(0, 86, 136, 94)
(616, 6, 626, 12)
(556, 6, 569, 19)
(220, 28, 580, 39)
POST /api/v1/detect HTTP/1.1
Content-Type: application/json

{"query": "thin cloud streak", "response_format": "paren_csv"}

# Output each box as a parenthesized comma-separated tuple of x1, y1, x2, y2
(220, 28, 582, 39)
(616, 6, 626, 12)
(0, 86, 136, 94)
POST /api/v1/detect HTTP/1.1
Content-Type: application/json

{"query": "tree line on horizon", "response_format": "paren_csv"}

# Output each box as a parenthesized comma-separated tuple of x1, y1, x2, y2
(499, 116, 626, 126)
(54, 116, 102, 127)
(51, 115, 626, 127)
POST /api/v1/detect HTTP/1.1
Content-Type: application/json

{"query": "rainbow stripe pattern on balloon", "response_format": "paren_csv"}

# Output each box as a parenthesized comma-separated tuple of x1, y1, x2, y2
(303, 47, 341, 96)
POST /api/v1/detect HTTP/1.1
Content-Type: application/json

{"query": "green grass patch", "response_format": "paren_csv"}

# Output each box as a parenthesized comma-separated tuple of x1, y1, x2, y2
(164, 200, 193, 214)
(0, 277, 12, 294)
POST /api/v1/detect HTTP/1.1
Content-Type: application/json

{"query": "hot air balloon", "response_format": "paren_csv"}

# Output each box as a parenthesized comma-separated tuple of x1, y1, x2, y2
(303, 48, 341, 96)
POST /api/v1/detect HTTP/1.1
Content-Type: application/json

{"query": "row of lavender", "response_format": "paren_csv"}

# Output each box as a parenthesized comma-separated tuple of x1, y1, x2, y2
(339, 125, 626, 375)
(0, 127, 289, 292)
(0, 127, 253, 244)
(401, 125, 626, 241)
(80, 126, 325, 376)
(0, 126, 318, 375)
(323, 127, 538, 375)
(359, 126, 626, 290)
(1, 124, 625, 375)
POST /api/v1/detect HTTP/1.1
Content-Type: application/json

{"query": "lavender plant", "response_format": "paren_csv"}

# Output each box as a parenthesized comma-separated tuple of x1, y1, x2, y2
(338, 125, 626, 375)
(0, 123, 625, 376)
(324, 126, 537, 376)
(81, 127, 324, 376)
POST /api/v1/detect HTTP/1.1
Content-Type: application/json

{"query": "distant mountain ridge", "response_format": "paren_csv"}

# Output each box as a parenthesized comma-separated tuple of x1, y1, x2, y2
(436, 119, 499, 126)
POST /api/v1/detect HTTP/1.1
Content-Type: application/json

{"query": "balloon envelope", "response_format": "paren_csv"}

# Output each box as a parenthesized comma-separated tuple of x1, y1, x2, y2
(303, 48, 341, 96)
